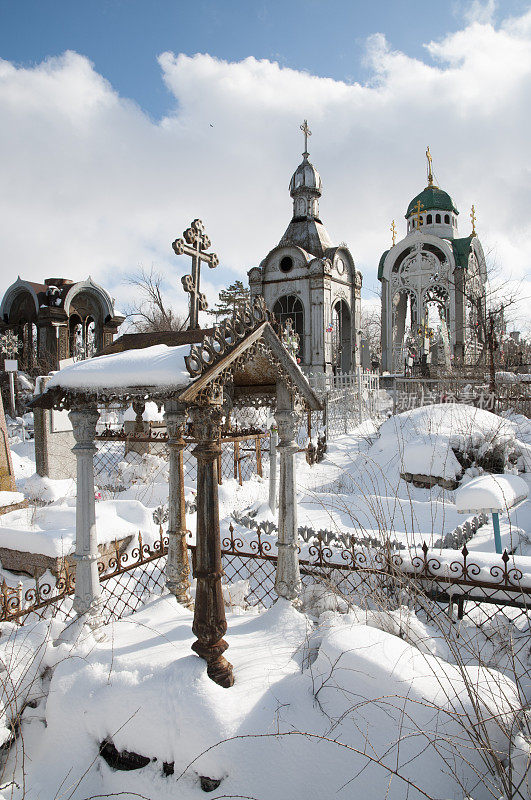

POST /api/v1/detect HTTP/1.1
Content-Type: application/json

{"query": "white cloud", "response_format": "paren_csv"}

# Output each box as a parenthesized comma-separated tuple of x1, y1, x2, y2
(0, 9, 530, 329)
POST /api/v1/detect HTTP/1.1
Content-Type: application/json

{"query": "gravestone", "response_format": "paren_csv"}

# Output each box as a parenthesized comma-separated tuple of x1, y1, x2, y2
(34, 375, 77, 480)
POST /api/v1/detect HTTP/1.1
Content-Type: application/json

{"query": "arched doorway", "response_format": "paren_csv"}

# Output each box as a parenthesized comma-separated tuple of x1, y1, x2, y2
(331, 299, 352, 373)
(273, 295, 304, 362)
(392, 289, 418, 374)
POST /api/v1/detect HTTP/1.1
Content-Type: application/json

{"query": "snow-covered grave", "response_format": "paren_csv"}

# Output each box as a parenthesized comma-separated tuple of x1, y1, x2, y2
(1, 591, 529, 800)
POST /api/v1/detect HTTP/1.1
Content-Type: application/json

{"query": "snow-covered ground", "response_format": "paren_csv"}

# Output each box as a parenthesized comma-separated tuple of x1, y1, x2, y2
(1, 592, 528, 800)
(0, 405, 529, 799)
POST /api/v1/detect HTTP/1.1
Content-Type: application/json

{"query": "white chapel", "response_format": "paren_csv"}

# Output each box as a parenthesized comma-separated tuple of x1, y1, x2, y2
(248, 122, 362, 376)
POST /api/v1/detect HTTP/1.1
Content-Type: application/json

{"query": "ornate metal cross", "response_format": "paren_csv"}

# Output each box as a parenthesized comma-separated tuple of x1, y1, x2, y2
(281, 318, 300, 360)
(470, 204, 477, 236)
(412, 200, 424, 230)
(172, 219, 219, 330)
(390, 219, 397, 246)
(300, 119, 312, 156)
(0, 331, 21, 359)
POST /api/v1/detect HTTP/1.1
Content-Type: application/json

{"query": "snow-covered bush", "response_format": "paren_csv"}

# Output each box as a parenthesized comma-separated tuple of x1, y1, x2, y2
(373, 403, 518, 488)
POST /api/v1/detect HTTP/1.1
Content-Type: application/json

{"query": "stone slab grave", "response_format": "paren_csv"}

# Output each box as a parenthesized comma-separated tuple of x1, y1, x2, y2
(34, 375, 77, 481)
(0, 535, 134, 579)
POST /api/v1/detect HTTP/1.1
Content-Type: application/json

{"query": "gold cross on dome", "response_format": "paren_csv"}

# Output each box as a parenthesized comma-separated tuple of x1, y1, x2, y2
(391, 219, 397, 246)
(470, 204, 477, 236)
(300, 119, 312, 156)
(413, 200, 424, 230)
(426, 146, 434, 187)
(172, 219, 219, 330)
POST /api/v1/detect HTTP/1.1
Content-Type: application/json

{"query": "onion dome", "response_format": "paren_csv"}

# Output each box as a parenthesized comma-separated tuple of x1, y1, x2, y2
(289, 156, 322, 195)
(406, 186, 458, 219)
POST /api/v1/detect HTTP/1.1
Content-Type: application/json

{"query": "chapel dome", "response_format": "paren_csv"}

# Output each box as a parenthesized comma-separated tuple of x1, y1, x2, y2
(290, 156, 322, 195)
(406, 186, 458, 218)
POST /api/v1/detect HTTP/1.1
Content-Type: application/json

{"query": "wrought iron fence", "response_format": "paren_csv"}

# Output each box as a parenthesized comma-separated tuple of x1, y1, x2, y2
(1, 528, 529, 655)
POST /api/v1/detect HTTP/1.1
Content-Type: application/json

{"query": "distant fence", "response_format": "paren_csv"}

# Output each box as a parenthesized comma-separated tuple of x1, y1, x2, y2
(308, 369, 381, 439)
(93, 429, 267, 496)
(387, 377, 531, 418)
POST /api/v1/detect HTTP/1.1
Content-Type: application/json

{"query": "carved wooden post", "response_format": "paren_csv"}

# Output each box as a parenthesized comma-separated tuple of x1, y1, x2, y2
(164, 401, 192, 608)
(69, 408, 104, 634)
(274, 383, 302, 601)
(189, 402, 234, 688)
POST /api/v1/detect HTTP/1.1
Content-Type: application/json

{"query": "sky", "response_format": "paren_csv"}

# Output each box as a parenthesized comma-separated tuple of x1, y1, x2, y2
(1, 0, 530, 328)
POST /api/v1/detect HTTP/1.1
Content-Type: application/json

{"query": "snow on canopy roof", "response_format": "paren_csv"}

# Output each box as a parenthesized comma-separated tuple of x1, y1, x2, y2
(46, 344, 192, 392)
(455, 474, 528, 513)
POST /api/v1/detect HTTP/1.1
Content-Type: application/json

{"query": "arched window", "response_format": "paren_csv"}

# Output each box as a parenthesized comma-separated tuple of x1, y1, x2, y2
(435, 214, 441, 223)
(332, 300, 352, 373)
(273, 295, 304, 361)
(444, 214, 450, 224)
(426, 214, 432, 224)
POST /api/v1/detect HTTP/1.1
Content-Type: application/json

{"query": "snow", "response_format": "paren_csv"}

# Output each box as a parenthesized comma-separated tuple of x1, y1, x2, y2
(3, 595, 525, 800)
(45, 343, 191, 391)
(0, 498, 157, 557)
(456, 474, 529, 513)
(0, 491, 24, 507)
(401, 433, 462, 479)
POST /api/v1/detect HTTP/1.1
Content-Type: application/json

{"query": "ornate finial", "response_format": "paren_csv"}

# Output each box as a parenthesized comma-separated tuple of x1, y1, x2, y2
(390, 219, 397, 246)
(412, 200, 424, 230)
(470, 204, 477, 236)
(300, 120, 312, 158)
(426, 146, 434, 187)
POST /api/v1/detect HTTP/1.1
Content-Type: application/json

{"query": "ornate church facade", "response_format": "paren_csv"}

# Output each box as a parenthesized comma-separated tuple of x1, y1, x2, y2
(248, 123, 362, 376)
(0, 276, 124, 373)
(378, 151, 487, 374)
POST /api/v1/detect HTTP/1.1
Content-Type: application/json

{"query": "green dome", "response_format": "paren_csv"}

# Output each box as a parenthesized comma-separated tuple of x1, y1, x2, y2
(406, 186, 458, 219)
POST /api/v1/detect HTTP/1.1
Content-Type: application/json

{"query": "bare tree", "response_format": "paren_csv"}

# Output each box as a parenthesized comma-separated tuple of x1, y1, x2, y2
(125, 268, 186, 333)
(360, 303, 382, 361)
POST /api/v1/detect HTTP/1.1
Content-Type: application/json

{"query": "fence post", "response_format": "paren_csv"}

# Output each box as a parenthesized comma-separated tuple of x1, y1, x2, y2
(255, 435, 263, 478)
(357, 366, 363, 424)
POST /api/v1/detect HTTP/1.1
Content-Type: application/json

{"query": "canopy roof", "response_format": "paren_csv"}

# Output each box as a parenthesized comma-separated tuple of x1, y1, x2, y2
(33, 299, 322, 413)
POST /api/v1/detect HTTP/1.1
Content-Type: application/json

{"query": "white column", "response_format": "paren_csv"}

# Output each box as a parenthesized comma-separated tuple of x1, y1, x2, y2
(274, 383, 301, 601)
(69, 408, 104, 637)
(268, 424, 278, 514)
(164, 401, 193, 608)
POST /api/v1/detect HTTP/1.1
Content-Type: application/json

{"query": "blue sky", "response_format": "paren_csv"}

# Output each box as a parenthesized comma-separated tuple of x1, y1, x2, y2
(2, 0, 526, 119)
(1, 1, 530, 326)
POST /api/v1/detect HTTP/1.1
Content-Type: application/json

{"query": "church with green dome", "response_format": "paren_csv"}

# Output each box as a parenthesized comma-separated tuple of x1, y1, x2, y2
(378, 149, 487, 374)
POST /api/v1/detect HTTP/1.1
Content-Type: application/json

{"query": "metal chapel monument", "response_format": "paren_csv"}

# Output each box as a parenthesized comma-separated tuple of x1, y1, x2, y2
(378, 148, 487, 374)
(248, 121, 363, 376)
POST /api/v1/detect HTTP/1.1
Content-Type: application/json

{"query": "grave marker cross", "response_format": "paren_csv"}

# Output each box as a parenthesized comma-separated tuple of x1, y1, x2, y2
(0, 331, 21, 360)
(172, 219, 219, 330)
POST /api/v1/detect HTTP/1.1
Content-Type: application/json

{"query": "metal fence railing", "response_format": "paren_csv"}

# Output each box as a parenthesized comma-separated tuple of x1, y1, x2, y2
(2, 530, 528, 664)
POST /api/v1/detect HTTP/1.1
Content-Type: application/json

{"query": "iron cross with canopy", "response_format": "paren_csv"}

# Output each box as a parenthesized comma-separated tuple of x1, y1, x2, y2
(172, 219, 219, 329)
